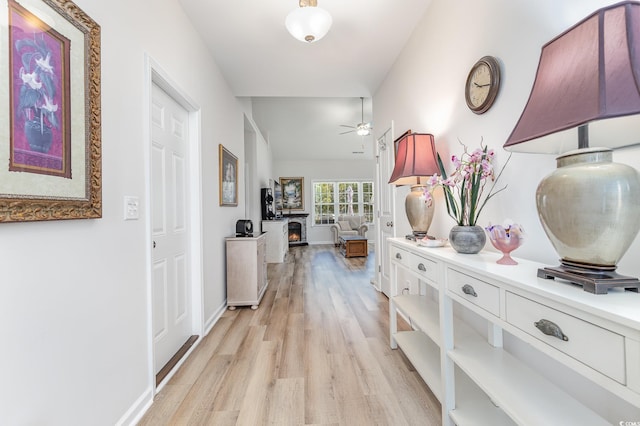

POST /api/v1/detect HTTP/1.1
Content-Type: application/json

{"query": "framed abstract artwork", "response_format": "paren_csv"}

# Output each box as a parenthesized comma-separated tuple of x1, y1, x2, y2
(0, 0, 101, 222)
(219, 144, 238, 206)
(280, 177, 304, 211)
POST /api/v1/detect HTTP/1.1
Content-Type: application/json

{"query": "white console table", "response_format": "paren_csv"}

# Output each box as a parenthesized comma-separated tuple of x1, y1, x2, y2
(388, 237, 640, 425)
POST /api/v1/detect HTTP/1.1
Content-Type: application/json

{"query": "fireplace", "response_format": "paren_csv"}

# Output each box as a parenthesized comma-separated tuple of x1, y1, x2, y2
(285, 214, 308, 246)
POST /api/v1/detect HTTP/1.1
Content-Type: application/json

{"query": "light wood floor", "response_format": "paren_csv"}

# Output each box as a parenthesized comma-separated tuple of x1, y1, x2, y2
(139, 244, 441, 425)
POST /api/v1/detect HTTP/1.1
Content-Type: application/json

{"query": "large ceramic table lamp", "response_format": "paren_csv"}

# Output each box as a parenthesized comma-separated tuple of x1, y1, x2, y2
(388, 132, 439, 239)
(504, 1, 640, 294)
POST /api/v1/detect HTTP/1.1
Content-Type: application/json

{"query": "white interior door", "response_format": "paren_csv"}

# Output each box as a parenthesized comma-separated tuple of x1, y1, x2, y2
(375, 124, 397, 297)
(151, 83, 191, 374)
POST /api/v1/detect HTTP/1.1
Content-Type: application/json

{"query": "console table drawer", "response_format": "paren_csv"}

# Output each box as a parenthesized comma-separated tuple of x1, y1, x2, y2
(391, 245, 411, 268)
(447, 269, 500, 317)
(506, 292, 625, 384)
(408, 254, 438, 283)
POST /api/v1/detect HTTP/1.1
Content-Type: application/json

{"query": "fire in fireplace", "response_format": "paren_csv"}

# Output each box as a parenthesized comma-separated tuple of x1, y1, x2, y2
(286, 214, 308, 246)
(289, 222, 301, 242)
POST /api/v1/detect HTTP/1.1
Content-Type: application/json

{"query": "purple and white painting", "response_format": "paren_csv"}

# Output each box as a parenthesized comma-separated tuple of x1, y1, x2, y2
(8, 0, 71, 178)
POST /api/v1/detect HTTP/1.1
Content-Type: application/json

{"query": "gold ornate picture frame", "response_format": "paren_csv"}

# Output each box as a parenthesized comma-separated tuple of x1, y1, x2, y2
(0, 0, 101, 222)
(280, 177, 304, 211)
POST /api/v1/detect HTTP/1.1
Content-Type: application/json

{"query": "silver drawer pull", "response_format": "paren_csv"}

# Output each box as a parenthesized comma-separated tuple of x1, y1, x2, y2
(395, 253, 402, 259)
(462, 284, 477, 297)
(418, 263, 427, 272)
(534, 319, 569, 341)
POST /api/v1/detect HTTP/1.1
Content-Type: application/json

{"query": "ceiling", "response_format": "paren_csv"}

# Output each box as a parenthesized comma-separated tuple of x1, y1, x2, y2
(178, 0, 432, 160)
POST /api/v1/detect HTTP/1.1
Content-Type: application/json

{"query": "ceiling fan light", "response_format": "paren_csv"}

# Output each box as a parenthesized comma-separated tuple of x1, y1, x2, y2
(285, 5, 332, 43)
(357, 124, 370, 136)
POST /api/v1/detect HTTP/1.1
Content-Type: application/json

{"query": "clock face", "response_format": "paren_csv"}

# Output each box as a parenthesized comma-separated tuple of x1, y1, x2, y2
(468, 64, 491, 107)
(465, 56, 501, 114)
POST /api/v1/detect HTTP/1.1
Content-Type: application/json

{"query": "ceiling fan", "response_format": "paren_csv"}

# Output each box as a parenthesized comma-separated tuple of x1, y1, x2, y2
(340, 97, 372, 136)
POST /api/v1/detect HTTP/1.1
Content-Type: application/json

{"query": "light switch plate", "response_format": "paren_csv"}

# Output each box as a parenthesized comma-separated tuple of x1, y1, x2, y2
(124, 196, 139, 220)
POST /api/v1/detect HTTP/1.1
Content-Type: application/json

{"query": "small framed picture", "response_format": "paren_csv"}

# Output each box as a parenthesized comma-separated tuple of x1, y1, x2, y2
(219, 144, 238, 206)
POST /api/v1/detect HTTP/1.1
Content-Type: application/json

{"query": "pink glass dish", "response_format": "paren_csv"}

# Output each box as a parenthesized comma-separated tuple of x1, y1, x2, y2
(485, 224, 525, 265)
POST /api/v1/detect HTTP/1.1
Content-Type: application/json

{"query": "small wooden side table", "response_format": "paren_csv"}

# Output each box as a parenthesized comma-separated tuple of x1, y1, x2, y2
(339, 235, 368, 258)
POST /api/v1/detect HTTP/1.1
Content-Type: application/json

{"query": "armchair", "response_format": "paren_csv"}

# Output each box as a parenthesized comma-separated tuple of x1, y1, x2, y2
(330, 215, 368, 246)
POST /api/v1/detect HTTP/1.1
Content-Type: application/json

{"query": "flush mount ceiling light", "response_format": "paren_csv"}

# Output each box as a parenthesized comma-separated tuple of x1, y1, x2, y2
(285, 0, 332, 43)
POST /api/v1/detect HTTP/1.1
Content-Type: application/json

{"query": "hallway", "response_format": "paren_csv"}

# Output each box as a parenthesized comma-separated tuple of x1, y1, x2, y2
(139, 245, 440, 425)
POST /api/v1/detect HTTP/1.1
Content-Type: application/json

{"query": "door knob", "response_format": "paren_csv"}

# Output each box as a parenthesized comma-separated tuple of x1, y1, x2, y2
(386, 221, 393, 227)
(153, 241, 156, 248)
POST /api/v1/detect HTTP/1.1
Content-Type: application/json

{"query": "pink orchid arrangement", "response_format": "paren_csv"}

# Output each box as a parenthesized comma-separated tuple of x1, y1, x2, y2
(423, 141, 510, 226)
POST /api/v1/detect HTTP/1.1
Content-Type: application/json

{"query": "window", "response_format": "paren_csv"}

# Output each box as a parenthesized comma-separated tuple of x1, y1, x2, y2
(312, 181, 374, 225)
(314, 182, 335, 225)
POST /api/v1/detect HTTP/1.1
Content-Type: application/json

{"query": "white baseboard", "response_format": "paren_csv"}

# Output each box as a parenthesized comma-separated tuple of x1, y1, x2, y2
(205, 301, 228, 335)
(120, 301, 228, 425)
(116, 386, 153, 426)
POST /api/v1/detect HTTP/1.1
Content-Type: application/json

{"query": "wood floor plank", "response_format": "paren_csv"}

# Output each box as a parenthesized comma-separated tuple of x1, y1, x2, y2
(139, 244, 441, 425)
(265, 377, 304, 425)
(167, 354, 233, 424)
(263, 296, 290, 341)
(288, 282, 304, 314)
(278, 312, 304, 379)
(234, 340, 279, 425)
(304, 328, 340, 424)
(250, 288, 277, 327)
(167, 316, 234, 386)
(215, 309, 255, 356)
(136, 384, 191, 426)
(210, 325, 267, 411)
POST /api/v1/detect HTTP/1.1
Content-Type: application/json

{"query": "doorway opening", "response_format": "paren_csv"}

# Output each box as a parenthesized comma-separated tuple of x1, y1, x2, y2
(146, 55, 204, 391)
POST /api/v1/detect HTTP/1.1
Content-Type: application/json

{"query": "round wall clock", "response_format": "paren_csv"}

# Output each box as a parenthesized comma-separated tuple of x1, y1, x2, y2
(465, 56, 501, 114)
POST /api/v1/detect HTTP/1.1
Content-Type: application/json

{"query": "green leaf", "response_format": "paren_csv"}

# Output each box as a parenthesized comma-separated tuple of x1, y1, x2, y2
(437, 153, 460, 223)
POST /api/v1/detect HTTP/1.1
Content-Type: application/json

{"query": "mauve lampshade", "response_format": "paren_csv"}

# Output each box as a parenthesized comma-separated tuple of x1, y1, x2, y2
(388, 133, 438, 185)
(504, 1, 640, 153)
(388, 132, 439, 238)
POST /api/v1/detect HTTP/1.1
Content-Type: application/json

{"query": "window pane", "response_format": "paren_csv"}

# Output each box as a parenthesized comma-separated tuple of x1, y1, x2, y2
(338, 182, 358, 215)
(313, 182, 335, 224)
(363, 181, 374, 223)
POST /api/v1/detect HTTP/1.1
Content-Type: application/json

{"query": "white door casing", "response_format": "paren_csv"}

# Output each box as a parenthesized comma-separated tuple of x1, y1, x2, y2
(375, 123, 397, 297)
(151, 83, 192, 374)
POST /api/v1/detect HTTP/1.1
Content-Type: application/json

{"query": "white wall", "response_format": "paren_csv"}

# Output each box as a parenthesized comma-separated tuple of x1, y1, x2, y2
(274, 159, 375, 244)
(374, 0, 640, 421)
(0, 0, 244, 424)
(238, 98, 274, 230)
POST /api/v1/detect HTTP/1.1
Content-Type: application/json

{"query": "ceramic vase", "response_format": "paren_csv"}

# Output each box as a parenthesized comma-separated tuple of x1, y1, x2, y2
(449, 225, 486, 254)
(405, 184, 434, 238)
(25, 120, 53, 153)
(536, 147, 640, 268)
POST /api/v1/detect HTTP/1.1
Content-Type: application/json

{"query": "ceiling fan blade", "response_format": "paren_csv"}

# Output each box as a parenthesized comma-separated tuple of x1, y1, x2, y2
(339, 124, 356, 129)
(339, 129, 356, 135)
